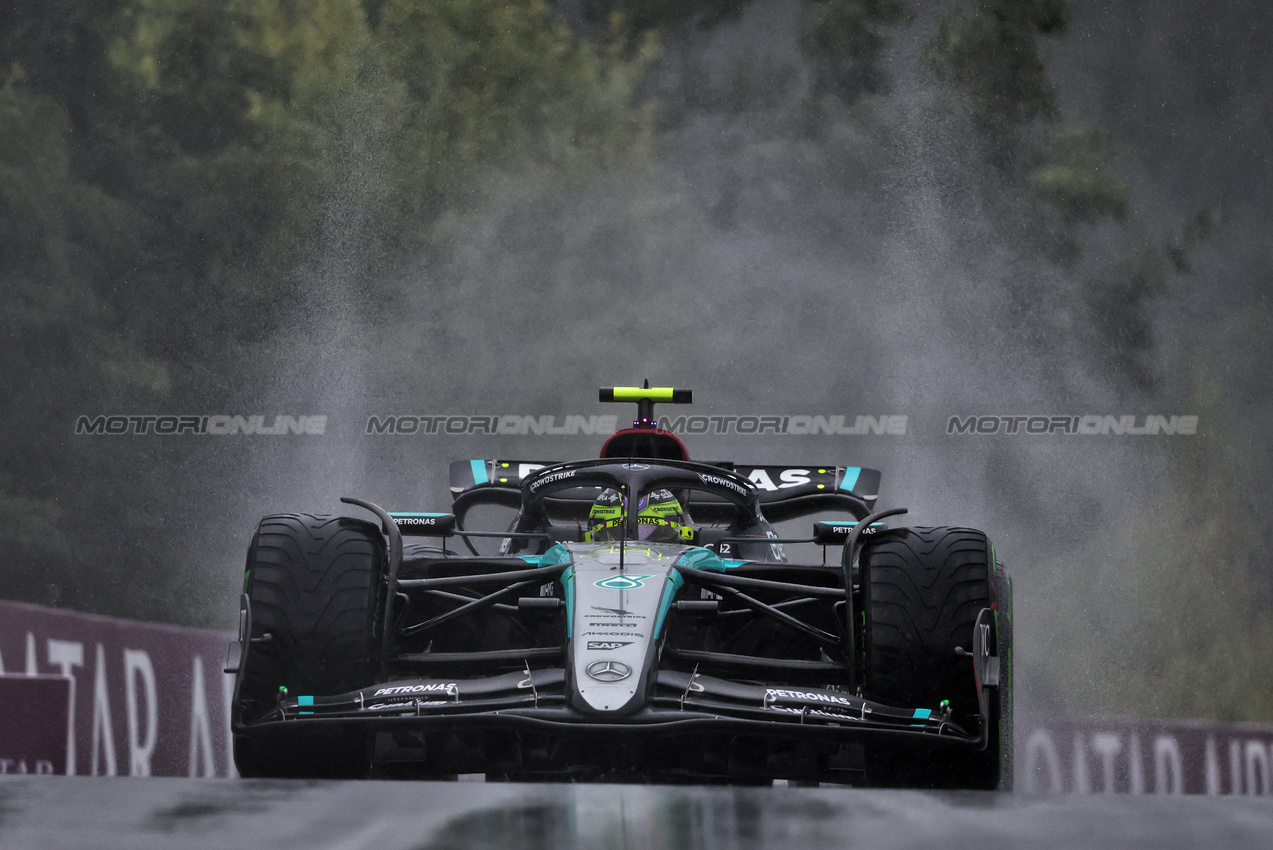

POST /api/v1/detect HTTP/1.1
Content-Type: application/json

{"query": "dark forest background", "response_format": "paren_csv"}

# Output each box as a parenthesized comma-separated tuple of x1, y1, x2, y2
(3, 0, 1271, 722)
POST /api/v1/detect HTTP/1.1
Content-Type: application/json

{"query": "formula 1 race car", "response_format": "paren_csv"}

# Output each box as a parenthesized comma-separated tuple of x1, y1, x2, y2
(227, 387, 1012, 789)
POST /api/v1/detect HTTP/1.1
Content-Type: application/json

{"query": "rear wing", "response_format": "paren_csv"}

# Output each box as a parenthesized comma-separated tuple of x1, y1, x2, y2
(449, 459, 880, 519)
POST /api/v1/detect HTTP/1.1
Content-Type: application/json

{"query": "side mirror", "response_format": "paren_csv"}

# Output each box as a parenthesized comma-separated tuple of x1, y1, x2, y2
(812, 520, 886, 546)
(389, 513, 457, 537)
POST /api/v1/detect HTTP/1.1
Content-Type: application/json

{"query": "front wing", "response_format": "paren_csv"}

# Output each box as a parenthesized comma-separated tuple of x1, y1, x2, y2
(239, 668, 987, 751)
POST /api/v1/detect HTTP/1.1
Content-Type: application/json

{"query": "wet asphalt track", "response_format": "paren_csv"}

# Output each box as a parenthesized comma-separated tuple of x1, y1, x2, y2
(2, 778, 1272, 850)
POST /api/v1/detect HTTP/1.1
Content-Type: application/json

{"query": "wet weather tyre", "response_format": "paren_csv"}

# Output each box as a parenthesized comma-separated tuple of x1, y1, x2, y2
(233, 513, 386, 779)
(860, 526, 1012, 790)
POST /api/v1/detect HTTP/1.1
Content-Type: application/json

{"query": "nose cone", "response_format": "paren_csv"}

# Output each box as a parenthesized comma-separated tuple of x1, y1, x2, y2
(565, 542, 682, 715)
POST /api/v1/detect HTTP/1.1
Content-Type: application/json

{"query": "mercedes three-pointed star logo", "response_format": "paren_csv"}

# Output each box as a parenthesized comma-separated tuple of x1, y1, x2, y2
(586, 659, 632, 682)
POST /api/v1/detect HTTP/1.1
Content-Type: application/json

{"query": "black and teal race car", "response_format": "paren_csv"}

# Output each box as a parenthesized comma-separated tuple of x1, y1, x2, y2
(227, 387, 1012, 788)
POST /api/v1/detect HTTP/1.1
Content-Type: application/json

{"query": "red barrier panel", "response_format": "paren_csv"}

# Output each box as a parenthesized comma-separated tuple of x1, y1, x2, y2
(0, 674, 72, 775)
(0, 600, 234, 777)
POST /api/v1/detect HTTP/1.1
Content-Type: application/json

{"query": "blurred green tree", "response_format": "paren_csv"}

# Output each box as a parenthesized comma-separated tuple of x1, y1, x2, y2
(0, 0, 656, 616)
(923, 0, 1132, 252)
(799, 0, 915, 103)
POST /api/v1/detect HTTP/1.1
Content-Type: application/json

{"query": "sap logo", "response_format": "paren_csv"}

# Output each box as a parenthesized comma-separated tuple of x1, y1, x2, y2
(586, 641, 632, 651)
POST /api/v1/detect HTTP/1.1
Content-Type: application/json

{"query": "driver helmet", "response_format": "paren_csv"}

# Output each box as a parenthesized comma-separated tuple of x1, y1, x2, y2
(586, 488, 692, 544)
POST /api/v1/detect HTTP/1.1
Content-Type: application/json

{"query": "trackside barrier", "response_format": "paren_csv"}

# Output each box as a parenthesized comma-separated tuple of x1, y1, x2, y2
(0, 674, 71, 775)
(4, 600, 1273, 788)
(0, 600, 234, 777)
(1018, 717, 1273, 795)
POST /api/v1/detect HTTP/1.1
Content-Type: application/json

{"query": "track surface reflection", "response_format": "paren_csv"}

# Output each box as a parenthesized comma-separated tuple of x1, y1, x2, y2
(2, 777, 1271, 849)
